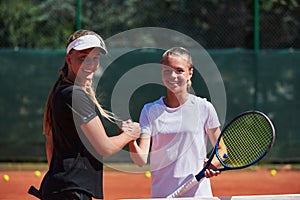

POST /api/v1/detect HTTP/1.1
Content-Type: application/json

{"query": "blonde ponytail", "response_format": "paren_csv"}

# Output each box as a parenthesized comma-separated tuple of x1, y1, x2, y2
(187, 79, 192, 91)
(84, 83, 119, 123)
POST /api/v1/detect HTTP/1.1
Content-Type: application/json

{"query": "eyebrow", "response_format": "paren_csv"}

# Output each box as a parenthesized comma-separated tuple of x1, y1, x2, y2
(77, 51, 100, 56)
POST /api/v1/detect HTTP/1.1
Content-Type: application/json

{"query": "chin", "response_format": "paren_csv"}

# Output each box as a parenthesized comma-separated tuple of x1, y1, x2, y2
(167, 87, 184, 94)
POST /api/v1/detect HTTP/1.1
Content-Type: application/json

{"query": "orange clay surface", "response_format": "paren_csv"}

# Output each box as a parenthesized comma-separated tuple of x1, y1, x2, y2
(0, 167, 300, 200)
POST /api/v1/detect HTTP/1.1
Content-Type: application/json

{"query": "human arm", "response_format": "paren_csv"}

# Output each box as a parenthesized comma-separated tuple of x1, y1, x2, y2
(204, 127, 227, 178)
(129, 133, 151, 167)
(71, 87, 140, 157)
(80, 116, 140, 157)
(128, 104, 152, 167)
(45, 130, 53, 167)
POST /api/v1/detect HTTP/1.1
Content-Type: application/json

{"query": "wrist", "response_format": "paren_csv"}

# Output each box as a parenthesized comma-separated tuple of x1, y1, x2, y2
(121, 131, 136, 142)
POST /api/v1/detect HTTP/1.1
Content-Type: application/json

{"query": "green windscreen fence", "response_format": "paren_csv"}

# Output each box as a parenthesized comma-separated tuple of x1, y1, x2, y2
(0, 49, 299, 162)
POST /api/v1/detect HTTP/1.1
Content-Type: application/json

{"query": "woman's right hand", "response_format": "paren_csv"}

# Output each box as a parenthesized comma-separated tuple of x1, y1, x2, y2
(120, 120, 140, 141)
(203, 158, 221, 178)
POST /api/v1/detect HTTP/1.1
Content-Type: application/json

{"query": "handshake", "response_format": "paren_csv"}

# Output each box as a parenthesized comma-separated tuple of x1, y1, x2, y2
(118, 119, 141, 141)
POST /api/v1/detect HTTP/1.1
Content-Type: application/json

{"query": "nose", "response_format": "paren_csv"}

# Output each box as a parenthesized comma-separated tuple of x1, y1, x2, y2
(84, 58, 93, 66)
(82, 58, 98, 70)
(169, 70, 178, 78)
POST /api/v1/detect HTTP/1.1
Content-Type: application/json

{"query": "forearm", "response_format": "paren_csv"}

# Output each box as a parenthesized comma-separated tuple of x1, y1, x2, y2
(208, 127, 226, 167)
(129, 140, 148, 167)
(105, 132, 136, 156)
(81, 117, 141, 157)
(211, 139, 227, 167)
(211, 156, 221, 168)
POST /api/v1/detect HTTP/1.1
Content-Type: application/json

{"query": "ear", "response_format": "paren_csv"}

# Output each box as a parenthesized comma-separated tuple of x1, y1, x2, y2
(66, 53, 72, 67)
(188, 67, 193, 79)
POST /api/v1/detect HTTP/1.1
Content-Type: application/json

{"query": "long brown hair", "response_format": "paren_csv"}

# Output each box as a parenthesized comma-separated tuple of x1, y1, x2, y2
(43, 30, 116, 136)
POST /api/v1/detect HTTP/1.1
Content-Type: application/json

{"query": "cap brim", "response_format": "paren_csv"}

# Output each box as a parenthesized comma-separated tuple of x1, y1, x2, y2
(67, 35, 107, 54)
(73, 44, 107, 54)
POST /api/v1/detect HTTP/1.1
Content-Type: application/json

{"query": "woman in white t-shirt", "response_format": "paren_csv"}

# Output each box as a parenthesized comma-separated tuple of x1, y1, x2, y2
(129, 47, 226, 198)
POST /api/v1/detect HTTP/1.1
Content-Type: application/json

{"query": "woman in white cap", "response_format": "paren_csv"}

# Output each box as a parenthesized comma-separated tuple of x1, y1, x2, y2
(38, 30, 140, 200)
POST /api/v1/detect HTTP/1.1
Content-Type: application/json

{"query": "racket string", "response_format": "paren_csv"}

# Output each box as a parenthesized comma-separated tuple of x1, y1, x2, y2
(219, 113, 274, 168)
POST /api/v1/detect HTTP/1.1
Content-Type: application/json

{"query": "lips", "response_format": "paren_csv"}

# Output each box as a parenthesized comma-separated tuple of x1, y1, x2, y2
(81, 69, 94, 80)
(83, 69, 93, 73)
(165, 81, 181, 91)
(167, 80, 180, 86)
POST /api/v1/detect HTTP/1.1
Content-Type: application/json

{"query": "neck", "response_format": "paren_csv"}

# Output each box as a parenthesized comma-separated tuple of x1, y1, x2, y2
(66, 71, 87, 87)
(67, 70, 76, 83)
(63, 76, 74, 85)
(164, 90, 189, 108)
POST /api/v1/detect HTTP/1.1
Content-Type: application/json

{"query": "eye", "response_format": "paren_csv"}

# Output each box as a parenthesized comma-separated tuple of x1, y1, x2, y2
(79, 55, 86, 61)
(163, 69, 172, 75)
(176, 69, 185, 74)
(93, 57, 99, 62)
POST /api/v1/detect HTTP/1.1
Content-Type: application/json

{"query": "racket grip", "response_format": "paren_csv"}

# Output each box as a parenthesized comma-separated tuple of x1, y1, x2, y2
(28, 185, 42, 199)
(167, 176, 198, 198)
(195, 170, 205, 181)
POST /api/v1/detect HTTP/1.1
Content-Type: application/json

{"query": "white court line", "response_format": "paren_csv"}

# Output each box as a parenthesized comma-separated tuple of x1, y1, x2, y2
(121, 194, 300, 200)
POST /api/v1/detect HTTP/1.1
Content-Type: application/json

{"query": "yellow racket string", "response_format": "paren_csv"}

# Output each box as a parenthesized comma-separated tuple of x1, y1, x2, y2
(219, 113, 274, 167)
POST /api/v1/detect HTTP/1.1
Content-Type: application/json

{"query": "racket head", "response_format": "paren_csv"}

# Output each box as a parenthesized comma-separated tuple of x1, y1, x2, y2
(215, 110, 275, 170)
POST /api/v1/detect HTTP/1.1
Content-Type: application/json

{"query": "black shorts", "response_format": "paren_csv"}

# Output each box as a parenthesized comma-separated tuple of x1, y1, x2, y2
(42, 190, 92, 200)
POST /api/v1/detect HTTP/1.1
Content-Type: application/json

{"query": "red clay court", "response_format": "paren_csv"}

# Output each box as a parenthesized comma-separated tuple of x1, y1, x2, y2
(1, 164, 300, 200)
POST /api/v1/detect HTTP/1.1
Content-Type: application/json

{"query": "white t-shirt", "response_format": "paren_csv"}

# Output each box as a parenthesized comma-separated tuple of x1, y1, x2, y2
(139, 94, 220, 198)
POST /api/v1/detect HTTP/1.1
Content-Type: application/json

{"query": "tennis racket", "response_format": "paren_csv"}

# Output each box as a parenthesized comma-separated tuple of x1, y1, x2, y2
(167, 110, 275, 198)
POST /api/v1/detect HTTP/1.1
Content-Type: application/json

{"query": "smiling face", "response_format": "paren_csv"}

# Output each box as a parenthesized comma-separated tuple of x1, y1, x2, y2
(161, 55, 193, 94)
(66, 47, 101, 85)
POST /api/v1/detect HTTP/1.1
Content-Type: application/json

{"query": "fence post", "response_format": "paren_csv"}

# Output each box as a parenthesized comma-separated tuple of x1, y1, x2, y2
(253, 0, 259, 109)
(254, 0, 260, 51)
(76, 0, 82, 30)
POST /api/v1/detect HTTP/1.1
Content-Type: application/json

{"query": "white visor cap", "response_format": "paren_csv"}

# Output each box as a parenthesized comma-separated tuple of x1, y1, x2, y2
(66, 35, 107, 54)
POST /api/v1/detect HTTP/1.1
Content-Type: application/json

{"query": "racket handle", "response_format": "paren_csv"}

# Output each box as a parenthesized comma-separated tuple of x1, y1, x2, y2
(167, 176, 198, 198)
(195, 170, 205, 181)
(28, 185, 42, 199)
